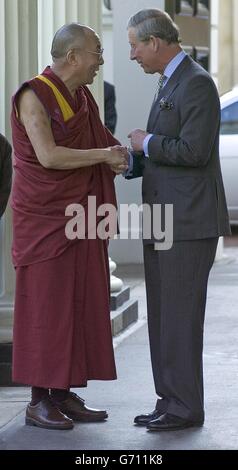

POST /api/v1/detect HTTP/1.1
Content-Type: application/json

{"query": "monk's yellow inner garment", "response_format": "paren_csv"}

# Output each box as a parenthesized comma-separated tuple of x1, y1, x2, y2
(36, 75, 75, 122)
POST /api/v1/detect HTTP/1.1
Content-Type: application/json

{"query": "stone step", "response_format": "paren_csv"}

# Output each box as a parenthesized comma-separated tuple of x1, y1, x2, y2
(0, 343, 13, 386)
(111, 298, 138, 337)
(0, 363, 13, 387)
(0, 342, 12, 362)
(110, 286, 130, 311)
(0, 310, 14, 327)
(0, 327, 13, 343)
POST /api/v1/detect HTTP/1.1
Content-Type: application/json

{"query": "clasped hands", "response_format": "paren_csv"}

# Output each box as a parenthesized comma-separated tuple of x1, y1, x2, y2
(107, 129, 148, 175)
(107, 145, 129, 175)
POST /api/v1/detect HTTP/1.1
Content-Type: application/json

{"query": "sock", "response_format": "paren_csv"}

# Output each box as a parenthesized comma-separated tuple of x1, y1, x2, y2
(31, 387, 49, 405)
(51, 388, 69, 402)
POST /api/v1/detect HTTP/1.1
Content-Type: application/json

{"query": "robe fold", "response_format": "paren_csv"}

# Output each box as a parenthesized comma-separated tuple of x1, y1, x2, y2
(11, 67, 119, 388)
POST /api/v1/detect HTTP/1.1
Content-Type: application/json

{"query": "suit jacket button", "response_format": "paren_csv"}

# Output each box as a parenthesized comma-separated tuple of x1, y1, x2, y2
(154, 190, 158, 196)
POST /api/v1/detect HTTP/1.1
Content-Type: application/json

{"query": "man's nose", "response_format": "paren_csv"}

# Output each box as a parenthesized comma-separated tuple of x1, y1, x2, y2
(100, 56, 104, 65)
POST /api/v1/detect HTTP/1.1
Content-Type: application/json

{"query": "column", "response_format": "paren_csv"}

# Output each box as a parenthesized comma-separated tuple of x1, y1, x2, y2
(0, 0, 38, 342)
(210, 0, 219, 87)
(218, 0, 233, 95)
(233, 0, 238, 86)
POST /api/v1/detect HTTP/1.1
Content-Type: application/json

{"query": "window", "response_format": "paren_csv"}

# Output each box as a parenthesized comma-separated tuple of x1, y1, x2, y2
(175, 1, 209, 16)
(183, 45, 194, 58)
(176, 0, 193, 15)
(196, 0, 210, 18)
(220, 102, 238, 135)
(200, 0, 209, 9)
(194, 47, 209, 71)
(103, 0, 112, 10)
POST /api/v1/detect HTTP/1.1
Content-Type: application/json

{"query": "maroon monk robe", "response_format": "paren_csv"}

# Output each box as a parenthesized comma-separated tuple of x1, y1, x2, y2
(11, 67, 120, 388)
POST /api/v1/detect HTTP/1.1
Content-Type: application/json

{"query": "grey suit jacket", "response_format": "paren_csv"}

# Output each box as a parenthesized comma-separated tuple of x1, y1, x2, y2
(127, 55, 231, 242)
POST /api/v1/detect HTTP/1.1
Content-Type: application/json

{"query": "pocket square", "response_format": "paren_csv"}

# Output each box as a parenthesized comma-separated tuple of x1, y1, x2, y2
(159, 97, 174, 110)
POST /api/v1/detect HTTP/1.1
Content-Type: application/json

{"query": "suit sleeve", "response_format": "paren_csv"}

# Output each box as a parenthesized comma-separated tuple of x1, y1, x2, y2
(148, 75, 220, 167)
(125, 152, 145, 179)
(0, 136, 12, 217)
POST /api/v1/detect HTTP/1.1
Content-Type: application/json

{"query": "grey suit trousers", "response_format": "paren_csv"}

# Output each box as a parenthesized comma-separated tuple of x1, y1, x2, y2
(143, 238, 218, 422)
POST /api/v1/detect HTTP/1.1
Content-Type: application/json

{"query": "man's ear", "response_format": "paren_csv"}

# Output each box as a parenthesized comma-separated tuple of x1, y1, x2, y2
(66, 49, 79, 66)
(149, 36, 160, 52)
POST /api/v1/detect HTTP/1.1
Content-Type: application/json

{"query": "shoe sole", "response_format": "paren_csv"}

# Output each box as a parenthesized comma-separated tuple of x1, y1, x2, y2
(25, 417, 74, 430)
(66, 414, 108, 422)
(147, 422, 204, 432)
(134, 421, 151, 427)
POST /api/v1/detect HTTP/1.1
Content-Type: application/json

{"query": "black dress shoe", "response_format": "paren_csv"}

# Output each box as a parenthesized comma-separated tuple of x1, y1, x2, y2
(134, 400, 168, 426)
(147, 413, 204, 432)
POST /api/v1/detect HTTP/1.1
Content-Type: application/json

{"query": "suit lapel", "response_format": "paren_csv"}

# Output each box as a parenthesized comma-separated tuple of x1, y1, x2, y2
(147, 55, 192, 132)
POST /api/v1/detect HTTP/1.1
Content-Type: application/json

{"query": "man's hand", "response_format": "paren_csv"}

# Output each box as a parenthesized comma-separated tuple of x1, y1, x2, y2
(105, 145, 129, 174)
(110, 145, 129, 174)
(128, 129, 149, 152)
(109, 163, 128, 175)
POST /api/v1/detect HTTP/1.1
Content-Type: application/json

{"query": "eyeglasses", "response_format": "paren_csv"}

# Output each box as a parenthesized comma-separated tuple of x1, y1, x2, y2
(85, 48, 104, 59)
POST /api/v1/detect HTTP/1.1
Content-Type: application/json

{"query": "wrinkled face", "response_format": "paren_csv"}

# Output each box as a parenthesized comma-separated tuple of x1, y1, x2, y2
(128, 27, 158, 74)
(74, 32, 104, 85)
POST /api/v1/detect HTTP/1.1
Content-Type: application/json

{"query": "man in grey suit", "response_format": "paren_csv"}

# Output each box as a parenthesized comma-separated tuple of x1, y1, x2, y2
(126, 9, 230, 431)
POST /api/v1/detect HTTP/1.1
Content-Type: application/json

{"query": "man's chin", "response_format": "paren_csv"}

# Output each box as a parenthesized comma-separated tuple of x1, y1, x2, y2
(140, 65, 153, 74)
(87, 77, 94, 85)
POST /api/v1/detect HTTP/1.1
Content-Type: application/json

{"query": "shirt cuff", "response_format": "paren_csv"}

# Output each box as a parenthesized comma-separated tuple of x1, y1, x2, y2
(143, 134, 153, 157)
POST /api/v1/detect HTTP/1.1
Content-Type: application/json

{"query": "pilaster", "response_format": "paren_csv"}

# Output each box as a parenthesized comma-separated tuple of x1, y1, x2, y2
(0, 0, 38, 342)
(218, 0, 233, 95)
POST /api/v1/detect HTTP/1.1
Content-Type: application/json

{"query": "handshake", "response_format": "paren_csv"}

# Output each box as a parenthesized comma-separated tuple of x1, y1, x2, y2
(105, 129, 148, 175)
(105, 145, 130, 175)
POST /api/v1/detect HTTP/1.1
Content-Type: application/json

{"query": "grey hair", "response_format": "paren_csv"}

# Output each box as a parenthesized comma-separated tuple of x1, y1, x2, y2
(51, 23, 92, 59)
(127, 9, 181, 44)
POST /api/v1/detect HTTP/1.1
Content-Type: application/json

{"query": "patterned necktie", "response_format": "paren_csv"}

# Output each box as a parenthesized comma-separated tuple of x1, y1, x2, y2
(154, 74, 166, 102)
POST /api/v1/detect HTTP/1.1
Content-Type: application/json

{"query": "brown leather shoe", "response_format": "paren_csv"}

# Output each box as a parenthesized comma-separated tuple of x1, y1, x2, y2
(52, 392, 108, 422)
(25, 397, 74, 430)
